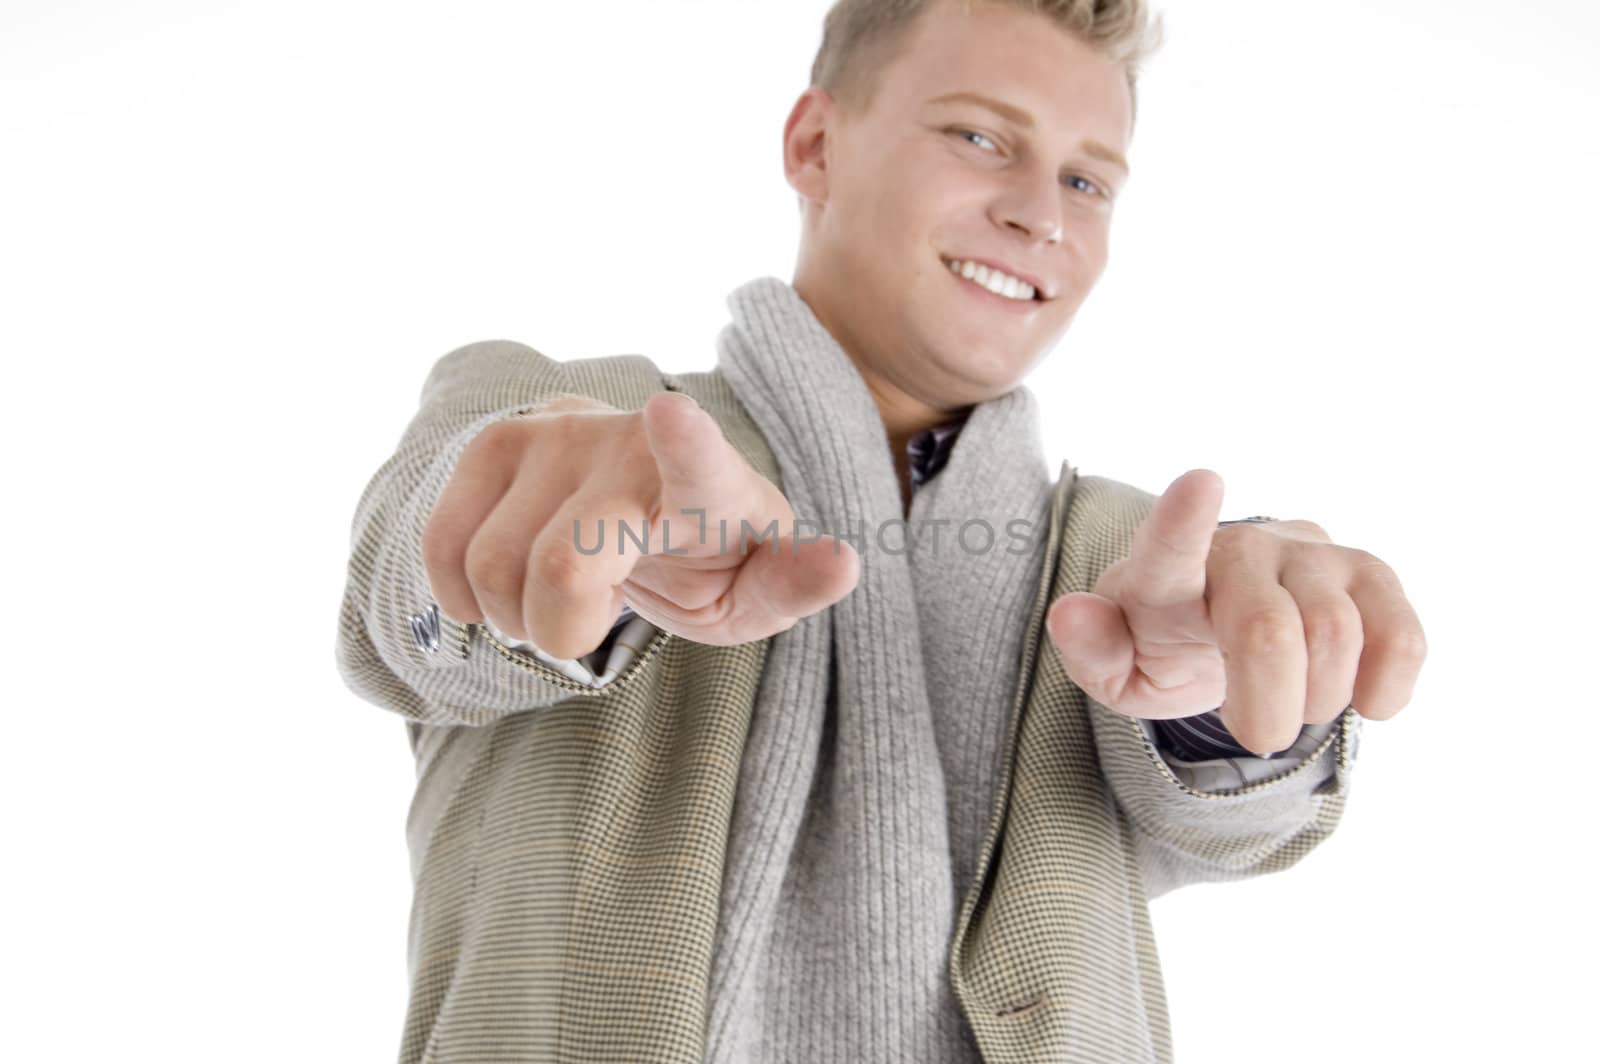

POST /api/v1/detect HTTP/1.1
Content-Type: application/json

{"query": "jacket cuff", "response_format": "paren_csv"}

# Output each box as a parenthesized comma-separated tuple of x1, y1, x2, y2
(342, 399, 670, 727)
(1141, 714, 1345, 793)
(486, 605, 653, 689)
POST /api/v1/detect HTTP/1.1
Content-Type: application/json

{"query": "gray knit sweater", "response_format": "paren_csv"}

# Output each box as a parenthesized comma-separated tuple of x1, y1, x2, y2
(685, 278, 1055, 1061)
(344, 275, 1356, 1062)
(477, 278, 1043, 1059)
(477, 278, 1335, 1060)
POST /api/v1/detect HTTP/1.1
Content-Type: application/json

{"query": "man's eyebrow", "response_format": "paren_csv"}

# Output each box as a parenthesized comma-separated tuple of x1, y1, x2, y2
(926, 90, 1129, 174)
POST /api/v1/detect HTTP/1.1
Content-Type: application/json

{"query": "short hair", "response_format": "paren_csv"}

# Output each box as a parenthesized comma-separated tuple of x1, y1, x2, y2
(809, 0, 1165, 128)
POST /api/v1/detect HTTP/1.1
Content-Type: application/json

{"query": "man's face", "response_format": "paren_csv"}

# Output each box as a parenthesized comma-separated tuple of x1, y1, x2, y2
(786, 0, 1134, 410)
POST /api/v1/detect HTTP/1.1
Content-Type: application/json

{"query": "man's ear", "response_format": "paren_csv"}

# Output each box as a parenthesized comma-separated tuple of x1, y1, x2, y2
(783, 87, 833, 208)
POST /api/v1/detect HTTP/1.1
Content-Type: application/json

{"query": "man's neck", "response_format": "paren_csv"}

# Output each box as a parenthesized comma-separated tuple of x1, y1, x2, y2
(787, 274, 962, 511)
(857, 365, 949, 517)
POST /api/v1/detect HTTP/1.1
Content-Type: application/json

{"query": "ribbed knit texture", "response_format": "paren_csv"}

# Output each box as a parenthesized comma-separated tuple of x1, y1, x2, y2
(706, 278, 1054, 1062)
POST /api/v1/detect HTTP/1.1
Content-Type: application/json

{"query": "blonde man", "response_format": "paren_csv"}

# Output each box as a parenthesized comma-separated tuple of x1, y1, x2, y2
(337, 2, 1426, 1061)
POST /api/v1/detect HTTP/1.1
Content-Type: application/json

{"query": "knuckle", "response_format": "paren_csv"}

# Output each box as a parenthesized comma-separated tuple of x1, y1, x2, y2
(1234, 610, 1301, 656)
(471, 417, 532, 460)
(1214, 522, 1271, 554)
(1292, 519, 1329, 540)
(1349, 549, 1394, 580)
(1302, 603, 1360, 657)
(1384, 625, 1429, 666)
(574, 487, 658, 541)
(529, 543, 592, 600)
(463, 536, 522, 600)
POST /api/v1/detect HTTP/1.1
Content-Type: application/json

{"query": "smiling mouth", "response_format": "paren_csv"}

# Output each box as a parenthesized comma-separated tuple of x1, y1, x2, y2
(940, 256, 1047, 302)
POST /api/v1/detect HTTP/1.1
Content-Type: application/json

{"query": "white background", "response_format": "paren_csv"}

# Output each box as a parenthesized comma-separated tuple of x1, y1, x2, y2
(2, 0, 1595, 1060)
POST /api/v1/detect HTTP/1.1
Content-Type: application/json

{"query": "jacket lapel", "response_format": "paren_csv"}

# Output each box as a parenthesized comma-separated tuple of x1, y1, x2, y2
(947, 461, 1170, 1063)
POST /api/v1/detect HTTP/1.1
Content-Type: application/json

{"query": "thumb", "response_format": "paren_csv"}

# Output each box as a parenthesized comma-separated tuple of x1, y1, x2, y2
(1046, 592, 1134, 706)
(721, 533, 861, 641)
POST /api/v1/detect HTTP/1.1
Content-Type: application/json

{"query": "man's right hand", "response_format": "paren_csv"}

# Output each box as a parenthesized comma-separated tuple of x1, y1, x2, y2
(421, 391, 861, 659)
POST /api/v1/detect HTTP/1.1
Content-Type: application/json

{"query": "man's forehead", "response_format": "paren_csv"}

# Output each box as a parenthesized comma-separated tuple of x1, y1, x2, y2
(884, 42, 1126, 119)
(850, 13, 1133, 145)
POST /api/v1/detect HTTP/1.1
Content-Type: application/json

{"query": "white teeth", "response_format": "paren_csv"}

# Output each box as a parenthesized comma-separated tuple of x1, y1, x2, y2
(945, 258, 1036, 302)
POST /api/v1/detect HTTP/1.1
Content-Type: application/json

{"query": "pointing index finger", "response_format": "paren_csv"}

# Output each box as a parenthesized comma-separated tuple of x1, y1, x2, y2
(644, 391, 771, 532)
(1121, 469, 1225, 610)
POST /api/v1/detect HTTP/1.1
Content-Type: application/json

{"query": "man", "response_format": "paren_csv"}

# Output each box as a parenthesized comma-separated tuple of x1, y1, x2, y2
(335, 1, 1427, 1061)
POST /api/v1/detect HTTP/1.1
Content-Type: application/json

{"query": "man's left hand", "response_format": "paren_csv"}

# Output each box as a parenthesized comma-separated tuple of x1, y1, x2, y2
(1044, 469, 1427, 756)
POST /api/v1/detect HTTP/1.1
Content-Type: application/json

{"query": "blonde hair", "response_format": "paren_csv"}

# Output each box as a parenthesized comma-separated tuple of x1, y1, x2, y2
(809, 0, 1165, 127)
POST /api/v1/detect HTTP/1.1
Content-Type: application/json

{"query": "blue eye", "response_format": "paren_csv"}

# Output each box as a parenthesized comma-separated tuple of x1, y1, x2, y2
(954, 128, 998, 151)
(952, 127, 1108, 199)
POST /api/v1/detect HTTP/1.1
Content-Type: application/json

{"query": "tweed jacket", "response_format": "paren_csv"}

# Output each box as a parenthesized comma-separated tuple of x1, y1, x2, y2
(336, 340, 1362, 1063)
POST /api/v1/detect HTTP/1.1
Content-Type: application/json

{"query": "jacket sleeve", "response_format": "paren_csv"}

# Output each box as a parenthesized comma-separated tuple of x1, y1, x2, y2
(1090, 697, 1362, 900)
(334, 339, 672, 728)
(484, 605, 653, 688)
(1066, 488, 1364, 900)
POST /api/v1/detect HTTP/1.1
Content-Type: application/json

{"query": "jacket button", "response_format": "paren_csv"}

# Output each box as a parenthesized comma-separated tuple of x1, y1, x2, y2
(409, 602, 442, 654)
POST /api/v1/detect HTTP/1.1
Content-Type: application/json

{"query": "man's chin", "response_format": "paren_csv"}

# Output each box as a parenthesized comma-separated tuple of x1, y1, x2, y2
(928, 359, 1029, 406)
